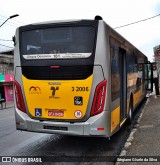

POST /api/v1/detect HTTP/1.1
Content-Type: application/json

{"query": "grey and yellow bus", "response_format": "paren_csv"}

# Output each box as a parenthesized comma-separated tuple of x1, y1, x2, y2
(14, 16, 148, 137)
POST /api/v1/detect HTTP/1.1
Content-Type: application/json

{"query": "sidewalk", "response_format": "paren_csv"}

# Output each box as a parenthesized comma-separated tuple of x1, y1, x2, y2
(0, 101, 14, 110)
(117, 91, 160, 164)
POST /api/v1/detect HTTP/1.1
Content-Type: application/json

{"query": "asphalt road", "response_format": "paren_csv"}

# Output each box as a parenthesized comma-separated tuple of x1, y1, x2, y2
(0, 101, 146, 165)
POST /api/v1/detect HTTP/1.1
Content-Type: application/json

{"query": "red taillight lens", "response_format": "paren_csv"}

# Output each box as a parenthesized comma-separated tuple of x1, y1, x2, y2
(91, 80, 107, 116)
(14, 80, 26, 113)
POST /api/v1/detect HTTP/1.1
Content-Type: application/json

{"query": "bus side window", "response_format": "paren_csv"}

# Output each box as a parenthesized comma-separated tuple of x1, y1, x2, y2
(127, 51, 140, 91)
(127, 52, 137, 73)
(111, 46, 120, 101)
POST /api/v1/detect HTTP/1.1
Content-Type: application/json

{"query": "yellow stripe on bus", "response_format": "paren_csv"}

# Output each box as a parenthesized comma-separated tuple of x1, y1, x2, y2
(133, 90, 142, 106)
(111, 106, 120, 133)
(111, 100, 129, 133)
(120, 118, 127, 127)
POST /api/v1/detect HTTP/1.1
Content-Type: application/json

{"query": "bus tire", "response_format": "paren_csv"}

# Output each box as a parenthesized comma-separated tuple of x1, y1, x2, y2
(127, 99, 133, 124)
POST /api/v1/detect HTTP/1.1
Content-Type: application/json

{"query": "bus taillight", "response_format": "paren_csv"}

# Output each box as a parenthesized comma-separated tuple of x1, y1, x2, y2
(91, 80, 107, 116)
(14, 80, 26, 113)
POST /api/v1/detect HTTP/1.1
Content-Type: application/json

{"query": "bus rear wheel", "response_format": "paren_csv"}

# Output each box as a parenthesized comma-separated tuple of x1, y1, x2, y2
(127, 101, 133, 124)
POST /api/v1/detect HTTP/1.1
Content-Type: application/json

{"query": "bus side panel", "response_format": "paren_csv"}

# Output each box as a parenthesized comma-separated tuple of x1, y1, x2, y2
(93, 21, 111, 136)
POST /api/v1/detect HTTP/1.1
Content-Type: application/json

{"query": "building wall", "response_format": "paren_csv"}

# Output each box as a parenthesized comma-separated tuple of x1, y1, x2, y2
(153, 45, 160, 86)
(0, 54, 13, 74)
(0, 50, 14, 102)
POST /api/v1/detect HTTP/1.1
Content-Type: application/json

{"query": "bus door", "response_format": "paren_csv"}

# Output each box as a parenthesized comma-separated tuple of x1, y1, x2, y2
(144, 62, 153, 92)
(119, 48, 127, 121)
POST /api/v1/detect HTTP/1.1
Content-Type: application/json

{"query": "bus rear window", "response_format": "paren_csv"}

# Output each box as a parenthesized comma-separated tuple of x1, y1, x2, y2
(21, 26, 95, 59)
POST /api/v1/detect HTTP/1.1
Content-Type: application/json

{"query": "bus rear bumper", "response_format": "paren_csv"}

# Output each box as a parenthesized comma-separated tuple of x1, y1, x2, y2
(15, 108, 110, 137)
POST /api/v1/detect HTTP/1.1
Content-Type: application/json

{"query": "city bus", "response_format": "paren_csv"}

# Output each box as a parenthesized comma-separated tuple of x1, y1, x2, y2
(14, 16, 148, 138)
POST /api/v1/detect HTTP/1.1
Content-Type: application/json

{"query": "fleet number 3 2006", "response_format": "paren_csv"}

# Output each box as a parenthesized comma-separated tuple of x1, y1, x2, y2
(72, 87, 89, 92)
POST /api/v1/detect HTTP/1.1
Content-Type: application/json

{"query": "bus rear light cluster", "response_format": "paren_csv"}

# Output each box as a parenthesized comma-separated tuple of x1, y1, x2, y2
(14, 80, 26, 113)
(91, 80, 107, 116)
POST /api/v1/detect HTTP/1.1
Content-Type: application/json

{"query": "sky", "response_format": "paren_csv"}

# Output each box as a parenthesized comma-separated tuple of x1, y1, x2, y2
(0, 0, 160, 61)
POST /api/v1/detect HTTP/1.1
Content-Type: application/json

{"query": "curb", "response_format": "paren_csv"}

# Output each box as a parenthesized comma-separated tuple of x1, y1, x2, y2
(115, 97, 150, 165)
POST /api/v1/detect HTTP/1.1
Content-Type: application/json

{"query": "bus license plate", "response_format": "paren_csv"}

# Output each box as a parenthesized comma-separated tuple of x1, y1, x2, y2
(48, 110, 64, 117)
